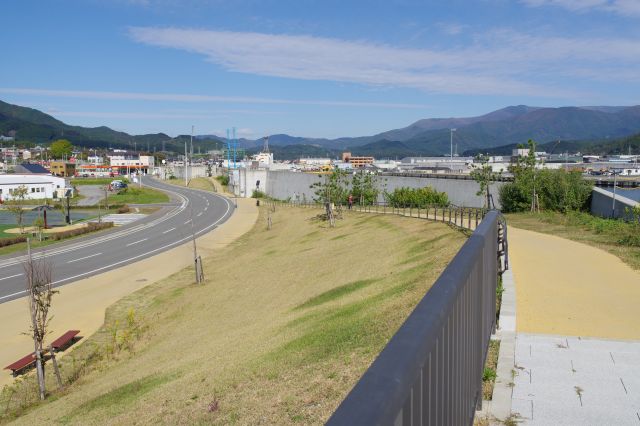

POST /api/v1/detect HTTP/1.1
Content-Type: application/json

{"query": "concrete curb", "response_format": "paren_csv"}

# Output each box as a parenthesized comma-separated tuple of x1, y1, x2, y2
(488, 266, 517, 424)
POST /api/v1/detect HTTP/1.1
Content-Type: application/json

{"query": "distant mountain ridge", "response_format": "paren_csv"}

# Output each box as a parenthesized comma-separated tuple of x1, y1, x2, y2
(1, 99, 639, 157)
(0, 100, 225, 152)
(238, 104, 640, 157)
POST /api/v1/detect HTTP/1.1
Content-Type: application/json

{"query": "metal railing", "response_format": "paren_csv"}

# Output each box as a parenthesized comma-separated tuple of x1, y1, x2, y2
(267, 199, 488, 231)
(323, 210, 506, 426)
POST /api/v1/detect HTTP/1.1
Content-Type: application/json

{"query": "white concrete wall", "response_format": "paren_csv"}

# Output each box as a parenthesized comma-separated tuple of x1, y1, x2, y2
(265, 170, 505, 208)
(229, 168, 268, 198)
(590, 186, 639, 220)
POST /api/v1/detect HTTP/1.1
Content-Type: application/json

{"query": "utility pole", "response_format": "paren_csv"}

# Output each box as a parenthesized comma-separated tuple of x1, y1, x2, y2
(450, 128, 456, 164)
(190, 125, 194, 179)
(611, 171, 618, 218)
(184, 141, 188, 186)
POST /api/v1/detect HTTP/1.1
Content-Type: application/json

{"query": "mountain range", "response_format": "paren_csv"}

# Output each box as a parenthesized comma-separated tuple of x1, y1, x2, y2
(2, 99, 640, 159)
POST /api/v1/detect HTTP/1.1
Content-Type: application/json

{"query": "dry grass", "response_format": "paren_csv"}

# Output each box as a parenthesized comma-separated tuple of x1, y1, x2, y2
(168, 177, 223, 193)
(2, 207, 465, 425)
(482, 339, 500, 400)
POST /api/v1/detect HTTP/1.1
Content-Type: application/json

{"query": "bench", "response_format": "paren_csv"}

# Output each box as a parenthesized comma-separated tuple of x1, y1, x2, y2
(50, 330, 81, 351)
(4, 353, 36, 377)
(4, 330, 81, 377)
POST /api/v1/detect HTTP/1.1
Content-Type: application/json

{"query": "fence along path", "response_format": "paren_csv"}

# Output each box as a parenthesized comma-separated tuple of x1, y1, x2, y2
(267, 199, 489, 231)
(265, 199, 508, 425)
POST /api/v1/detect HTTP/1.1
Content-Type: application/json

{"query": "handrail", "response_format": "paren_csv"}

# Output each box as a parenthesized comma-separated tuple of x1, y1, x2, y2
(323, 210, 505, 426)
(267, 199, 488, 231)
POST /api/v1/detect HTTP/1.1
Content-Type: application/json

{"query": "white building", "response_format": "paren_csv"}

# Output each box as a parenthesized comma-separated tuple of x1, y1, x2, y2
(87, 155, 104, 165)
(108, 155, 155, 168)
(0, 174, 67, 201)
(251, 152, 274, 168)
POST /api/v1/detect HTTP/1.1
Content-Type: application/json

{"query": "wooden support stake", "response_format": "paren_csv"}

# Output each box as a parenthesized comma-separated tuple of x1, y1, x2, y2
(49, 344, 63, 389)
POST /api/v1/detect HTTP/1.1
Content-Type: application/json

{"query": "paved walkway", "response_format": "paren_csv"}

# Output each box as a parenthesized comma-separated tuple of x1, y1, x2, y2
(499, 227, 640, 425)
(0, 197, 258, 387)
(76, 185, 104, 206)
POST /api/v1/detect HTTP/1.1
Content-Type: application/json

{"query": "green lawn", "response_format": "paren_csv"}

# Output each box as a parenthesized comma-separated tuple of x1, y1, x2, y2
(72, 178, 130, 186)
(107, 187, 169, 205)
(505, 211, 640, 270)
(0, 224, 17, 238)
(1, 207, 465, 425)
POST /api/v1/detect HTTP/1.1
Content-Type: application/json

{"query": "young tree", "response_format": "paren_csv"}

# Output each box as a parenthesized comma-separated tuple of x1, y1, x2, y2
(310, 168, 349, 205)
(50, 139, 73, 159)
(6, 185, 29, 233)
(351, 170, 379, 205)
(24, 240, 57, 400)
(470, 154, 502, 209)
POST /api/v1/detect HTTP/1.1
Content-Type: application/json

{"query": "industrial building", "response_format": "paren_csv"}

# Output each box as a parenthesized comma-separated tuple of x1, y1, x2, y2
(0, 174, 67, 201)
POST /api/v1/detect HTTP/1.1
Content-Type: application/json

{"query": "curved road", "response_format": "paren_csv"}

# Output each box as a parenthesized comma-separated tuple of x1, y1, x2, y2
(0, 177, 234, 304)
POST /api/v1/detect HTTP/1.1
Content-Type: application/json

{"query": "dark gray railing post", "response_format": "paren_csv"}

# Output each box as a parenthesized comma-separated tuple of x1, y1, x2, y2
(327, 211, 505, 426)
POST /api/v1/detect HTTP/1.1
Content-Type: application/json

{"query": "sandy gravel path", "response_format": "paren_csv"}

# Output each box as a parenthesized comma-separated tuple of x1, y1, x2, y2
(509, 227, 640, 340)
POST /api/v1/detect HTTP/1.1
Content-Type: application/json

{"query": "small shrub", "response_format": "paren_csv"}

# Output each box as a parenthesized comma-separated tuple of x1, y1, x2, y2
(384, 186, 449, 208)
(117, 205, 131, 214)
(251, 190, 266, 198)
(483, 367, 497, 382)
(50, 222, 114, 240)
(216, 175, 230, 186)
(0, 235, 28, 247)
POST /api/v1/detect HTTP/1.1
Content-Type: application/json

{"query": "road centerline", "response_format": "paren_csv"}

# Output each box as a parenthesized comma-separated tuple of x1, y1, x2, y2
(67, 253, 102, 264)
(126, 238, 148, 247)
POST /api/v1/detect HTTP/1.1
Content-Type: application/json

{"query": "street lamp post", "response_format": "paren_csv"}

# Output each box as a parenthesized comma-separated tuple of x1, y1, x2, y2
(450, 128, 456, 163)
(611, 171, 618, 218)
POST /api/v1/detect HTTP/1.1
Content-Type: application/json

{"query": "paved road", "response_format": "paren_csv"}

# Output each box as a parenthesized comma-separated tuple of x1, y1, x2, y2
(0, 177, 234, 303)
(75, 185, 105, 207)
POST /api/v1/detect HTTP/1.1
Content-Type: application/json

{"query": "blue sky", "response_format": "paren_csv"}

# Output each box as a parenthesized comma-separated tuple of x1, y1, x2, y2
(1, 0, 639, 139)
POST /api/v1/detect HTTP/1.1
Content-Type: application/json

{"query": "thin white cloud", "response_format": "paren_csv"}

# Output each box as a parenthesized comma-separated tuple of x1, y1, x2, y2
(521, 0, 640, 17)
(126, 27, 640, 98)
(437, 22, 468, 35)
(47, 110, 230, 120)
(0, 87, 427, 109)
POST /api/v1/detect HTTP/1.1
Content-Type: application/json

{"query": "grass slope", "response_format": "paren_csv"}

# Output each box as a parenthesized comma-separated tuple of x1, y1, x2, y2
(107, 187, 169, 205)
(2, 207, 465, 425)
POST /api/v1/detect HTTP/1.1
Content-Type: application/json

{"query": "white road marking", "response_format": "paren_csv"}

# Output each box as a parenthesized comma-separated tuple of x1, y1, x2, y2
(126, 238, 148, 247)
(46, 197, 232, 289)
(184, 220, 191, 225)
(0, 273, 23, 282)
(162, 227, 175, 234)
(196, 212, 203, 217)
(204, 207, 208, 211)
(1, 186, 234, 303)
(67, 253, 102, 264)
(0, 289, 27, 301)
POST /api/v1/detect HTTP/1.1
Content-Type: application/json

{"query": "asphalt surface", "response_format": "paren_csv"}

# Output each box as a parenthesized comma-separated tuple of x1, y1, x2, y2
(0, 177, 234, 304)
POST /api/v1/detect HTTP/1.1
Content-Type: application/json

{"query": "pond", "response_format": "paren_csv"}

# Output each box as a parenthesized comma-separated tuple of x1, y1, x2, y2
(0, 209, 97, 226)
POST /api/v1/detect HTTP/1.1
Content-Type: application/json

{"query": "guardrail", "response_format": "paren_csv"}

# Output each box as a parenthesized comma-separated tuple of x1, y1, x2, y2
(323, 210, 505, 425)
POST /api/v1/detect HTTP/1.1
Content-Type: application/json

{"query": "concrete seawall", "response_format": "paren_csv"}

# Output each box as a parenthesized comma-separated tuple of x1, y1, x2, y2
(257, 170, 505, 208)
(590, 186, 639, 220)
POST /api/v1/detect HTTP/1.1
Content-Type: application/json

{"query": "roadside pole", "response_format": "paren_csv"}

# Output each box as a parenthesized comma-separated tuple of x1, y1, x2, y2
(189, 207, 204, 284)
